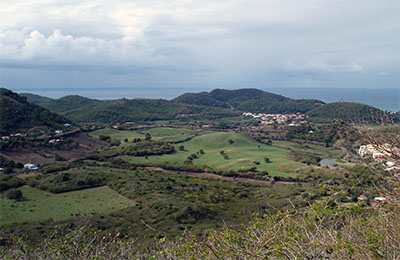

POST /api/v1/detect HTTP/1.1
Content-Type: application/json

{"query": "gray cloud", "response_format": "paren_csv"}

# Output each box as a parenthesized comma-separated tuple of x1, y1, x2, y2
(0, 0, 398, 90)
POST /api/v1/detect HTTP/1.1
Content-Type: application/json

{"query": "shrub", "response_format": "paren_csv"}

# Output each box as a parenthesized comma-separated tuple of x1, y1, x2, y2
(7, 188, 22, 200)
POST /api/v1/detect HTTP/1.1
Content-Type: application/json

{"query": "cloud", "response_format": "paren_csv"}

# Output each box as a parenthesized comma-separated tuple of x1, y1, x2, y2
(0, 29, 162, 67)
(379, 72, 388, 76)
(285, 61, 365, 74)
(0, 0, 398, 89)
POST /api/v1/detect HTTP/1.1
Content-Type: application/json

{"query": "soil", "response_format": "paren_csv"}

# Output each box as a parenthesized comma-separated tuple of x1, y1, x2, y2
(0, 133, 107, 165)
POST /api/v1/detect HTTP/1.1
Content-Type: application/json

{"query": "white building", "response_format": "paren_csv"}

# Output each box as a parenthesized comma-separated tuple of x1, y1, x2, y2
(24, 163, 38, 170)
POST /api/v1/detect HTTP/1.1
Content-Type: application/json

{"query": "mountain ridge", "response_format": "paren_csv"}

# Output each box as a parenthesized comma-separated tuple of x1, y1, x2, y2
(18, 88, 398, 124)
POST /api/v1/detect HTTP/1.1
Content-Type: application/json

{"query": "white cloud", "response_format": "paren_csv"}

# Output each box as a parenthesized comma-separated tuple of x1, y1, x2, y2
(0, 29, 164, 67)
(0, 0, 398, 88)
(285, 61, 365, 74)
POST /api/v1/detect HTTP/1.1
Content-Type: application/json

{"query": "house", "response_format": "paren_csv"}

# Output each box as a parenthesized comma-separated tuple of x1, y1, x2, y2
(372, 151, 385, 160)
(385, 166, 400, 172)
(358, 144, 375, 157)
(374, 197, 386, 202)
(358, 194, 368, 201)
(55, 130, 63, 134)
(64, 123, 71, 127)
(1, 136, 9, 140)
(386, 161, 395, 167)
(24, 163, 38, 170)
(369, 202, 378, 207)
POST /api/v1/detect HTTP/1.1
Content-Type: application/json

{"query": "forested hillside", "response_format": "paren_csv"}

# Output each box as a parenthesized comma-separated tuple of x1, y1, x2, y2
(22, 94, 240, 123)
(174, 88, 324, 113)
(0, 89, 71, 135)
(19, 89, 396, 124)
(306, 102, 399, 123)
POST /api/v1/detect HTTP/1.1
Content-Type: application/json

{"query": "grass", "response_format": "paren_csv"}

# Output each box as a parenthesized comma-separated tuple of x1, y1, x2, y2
(272, 140, 344, 158)
(91, 128, 345, 176)
(90, 127, 198, 143)
(121, 131, 307, 176)
(0, 186, 135, 226)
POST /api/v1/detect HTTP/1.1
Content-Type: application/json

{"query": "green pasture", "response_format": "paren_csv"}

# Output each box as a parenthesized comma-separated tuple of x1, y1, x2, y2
(0, 186, 135, 226)
(121, 132, 307, 176)
(90, 127, 198, 143)
(272, 140, 344, 158)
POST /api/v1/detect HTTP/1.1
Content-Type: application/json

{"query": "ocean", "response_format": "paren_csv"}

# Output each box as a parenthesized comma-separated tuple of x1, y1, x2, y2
(13, 87, 399, 112)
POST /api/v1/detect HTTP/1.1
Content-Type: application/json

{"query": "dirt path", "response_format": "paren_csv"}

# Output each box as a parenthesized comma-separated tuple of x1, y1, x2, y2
(145, 167, 306, 186)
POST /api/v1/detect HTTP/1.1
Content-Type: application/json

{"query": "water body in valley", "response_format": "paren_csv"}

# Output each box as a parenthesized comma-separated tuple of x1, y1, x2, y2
(319, 158, 337, 169)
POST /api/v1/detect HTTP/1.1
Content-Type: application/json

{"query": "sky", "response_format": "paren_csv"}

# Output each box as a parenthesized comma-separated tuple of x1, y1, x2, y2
(0, 0, 399, 98)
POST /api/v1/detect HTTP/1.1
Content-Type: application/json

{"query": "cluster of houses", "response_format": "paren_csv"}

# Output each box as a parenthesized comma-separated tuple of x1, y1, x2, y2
(358, 144, 399, 172)
(243, 112, 307, 125)
(358, 194, 386, 207)
(1, 133, 27, 140)
(49, 139, 62, 144)
(357, 143, 399, 208)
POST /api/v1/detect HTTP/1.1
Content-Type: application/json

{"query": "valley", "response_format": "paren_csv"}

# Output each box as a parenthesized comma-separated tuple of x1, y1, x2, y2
(0, 88, 399, 255)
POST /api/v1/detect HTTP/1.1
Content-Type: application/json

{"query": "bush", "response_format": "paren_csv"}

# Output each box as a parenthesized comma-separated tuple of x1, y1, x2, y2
(7, 188, 22, 200)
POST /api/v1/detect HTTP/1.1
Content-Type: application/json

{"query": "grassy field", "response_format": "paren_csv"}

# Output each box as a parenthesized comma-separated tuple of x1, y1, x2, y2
(120, 131, 307, 176)
(90, 127, 198, 143)
(91, 128, 345, 176)
(0, 186, 135, 226)
(272, 140, 344, 158)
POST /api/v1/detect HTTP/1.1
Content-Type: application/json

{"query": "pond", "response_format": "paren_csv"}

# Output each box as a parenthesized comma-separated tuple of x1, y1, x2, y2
(319, 158, 337, 169)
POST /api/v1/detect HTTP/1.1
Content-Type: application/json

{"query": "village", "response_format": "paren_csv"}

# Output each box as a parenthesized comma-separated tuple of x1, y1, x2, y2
(357, 143, 400, 207)
(242, 112, 307, 125)
(358, 143, 399, 172)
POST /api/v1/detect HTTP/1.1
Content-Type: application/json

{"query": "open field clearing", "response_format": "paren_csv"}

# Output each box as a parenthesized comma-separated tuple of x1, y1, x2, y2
(90, 127, 198, 143)
(272, 140, 344, 158)
(0, 186, 135, 226)
(121, 131, 307, 176)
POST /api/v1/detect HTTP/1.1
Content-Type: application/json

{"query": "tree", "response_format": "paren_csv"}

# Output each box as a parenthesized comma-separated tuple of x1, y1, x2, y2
(7, 188, 22, 200)
(145, 133, 152, 141)
(179, 145, 185, 151)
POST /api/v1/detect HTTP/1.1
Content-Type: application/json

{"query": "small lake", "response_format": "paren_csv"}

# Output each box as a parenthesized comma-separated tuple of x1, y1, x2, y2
(319, 159, 337, 169)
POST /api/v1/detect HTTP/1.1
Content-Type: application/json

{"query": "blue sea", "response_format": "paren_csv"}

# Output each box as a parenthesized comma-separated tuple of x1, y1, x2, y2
(13, 87, 399, 112)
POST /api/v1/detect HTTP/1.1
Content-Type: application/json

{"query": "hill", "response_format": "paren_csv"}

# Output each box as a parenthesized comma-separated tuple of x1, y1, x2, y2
(20, 93, 52, 105)
(306, 102, 399, 123)
(24, 94, 240, 123)
(0, 89, 72, 135)
(37, 95, 103, 114)
(174, 88, 324, 113)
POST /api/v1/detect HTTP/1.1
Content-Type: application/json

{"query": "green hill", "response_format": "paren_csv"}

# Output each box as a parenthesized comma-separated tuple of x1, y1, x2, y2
(174, 88, 324, 113)
(0, 89, 72, 135)
(306, 102, 399, 123)
(23, 94, 240, 123)
(37, 95, 103, 114)
(20, 93, 52, 105)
